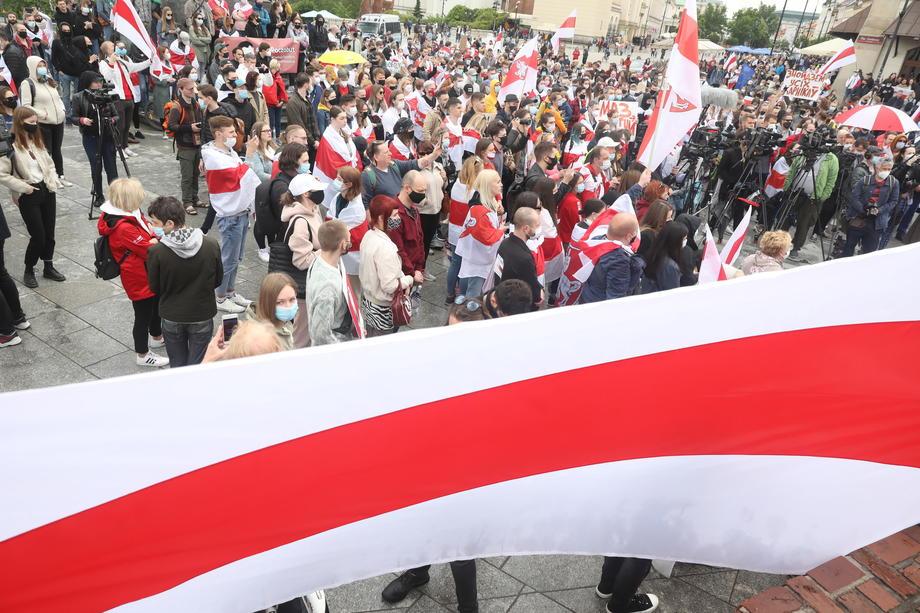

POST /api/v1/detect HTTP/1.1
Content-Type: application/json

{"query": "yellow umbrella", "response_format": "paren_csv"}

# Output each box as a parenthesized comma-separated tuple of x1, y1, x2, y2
(317, 50, 367, 65)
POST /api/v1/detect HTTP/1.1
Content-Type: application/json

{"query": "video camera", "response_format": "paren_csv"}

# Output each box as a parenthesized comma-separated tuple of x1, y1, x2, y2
(684, 127, 734, 157)
(739, 127, 784, 156)
(797, 125, 836, 158)
(87, 82, 120, 111)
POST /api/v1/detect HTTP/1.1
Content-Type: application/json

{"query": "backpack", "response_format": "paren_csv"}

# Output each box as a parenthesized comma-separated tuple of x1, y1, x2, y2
(93, 231, 130, 280)
(254, 175, 285, 224)
(162, 99, 185, 138)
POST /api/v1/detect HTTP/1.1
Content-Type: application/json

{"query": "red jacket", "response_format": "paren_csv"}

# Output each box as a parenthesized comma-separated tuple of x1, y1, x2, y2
(386, 201, 426, 275)
(262, 72, 289, 108)
(97, 212, 156, 301)
(557, 191, 581, 245)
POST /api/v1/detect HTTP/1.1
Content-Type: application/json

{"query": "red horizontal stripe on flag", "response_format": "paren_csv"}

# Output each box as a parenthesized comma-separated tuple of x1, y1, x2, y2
(206, 165, 247, 195)
(2, 322, 920, 613)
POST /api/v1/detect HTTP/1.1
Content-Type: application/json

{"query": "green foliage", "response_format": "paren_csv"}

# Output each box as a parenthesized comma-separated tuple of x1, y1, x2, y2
(5, 0, 49, 18)
(445, 6, 476, 24)
(727, 6, 772, 48)
(698, 3, 727, 43)
(444, 5, 505, 27)
(413, 0, 422, 20)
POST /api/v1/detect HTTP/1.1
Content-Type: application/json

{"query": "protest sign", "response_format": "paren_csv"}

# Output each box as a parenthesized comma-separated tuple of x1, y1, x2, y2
(599, 100, 641, 141)
(782, 69, 824, 101)
(219, 37, 301, 73)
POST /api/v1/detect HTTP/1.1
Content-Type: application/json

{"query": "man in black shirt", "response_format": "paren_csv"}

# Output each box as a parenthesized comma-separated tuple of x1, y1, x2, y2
(495, 207, 542, 306)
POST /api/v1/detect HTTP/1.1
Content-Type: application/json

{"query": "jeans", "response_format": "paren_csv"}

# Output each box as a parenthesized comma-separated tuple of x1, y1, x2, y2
(420, 212, 440, 255)
(407, 561, 477, 613)
(216, 212, 249, 297)
(268, 105, 283, 137)
(598, 557, 653, 613)
(131, 295, 162, 354)
(461, 275, 484, 298)
(18, 182, 57, 268)
(59, 73, 80, 121)
(0, 239, 24, 335)
(446, 246, 463, 299)
(161, 318, 213, 367)
(842, 222, 879, 257)
(176, 147, 202, 206)
(82, 132, 118, 202)
(880, 196, 910, 249)
(39, 122, 65, 177)
(896, 192, 920, 238)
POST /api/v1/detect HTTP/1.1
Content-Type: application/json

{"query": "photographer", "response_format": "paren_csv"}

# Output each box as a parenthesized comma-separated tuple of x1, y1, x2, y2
(783, 132, 839, 262)
(843, 157, 899, 257)
(886, 147, 920, 245)
(72, 71, 118, 207)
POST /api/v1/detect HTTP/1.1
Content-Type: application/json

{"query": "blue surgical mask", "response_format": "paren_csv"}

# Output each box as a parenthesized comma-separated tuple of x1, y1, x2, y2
(36, 67, 48, 78)
(198, 98, 206, 110)
(576, 183, 586, 193)
(872, 155, 883, 165)
(331, 178, 344, 192)
(275, 302, 298, 322)
(116, 47, 127, 56)
(234, 77, 245, 87)
(298, 163, 311, 174)
(236, 90, 250, 101)
(152, 226, 165, 238)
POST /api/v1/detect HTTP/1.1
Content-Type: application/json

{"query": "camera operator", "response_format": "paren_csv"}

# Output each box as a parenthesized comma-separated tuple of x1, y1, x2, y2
(783, 130, 839, 262)
(885, 146, 920, 245)
(817, 138, 869, 239)
(98, 41, 150, 155)
(72, 71, 118, 207)
(843, 156, 899, 257)
(714, 130, 746, 228)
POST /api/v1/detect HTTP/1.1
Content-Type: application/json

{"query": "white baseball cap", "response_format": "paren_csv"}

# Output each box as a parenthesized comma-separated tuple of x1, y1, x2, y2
(289, 173, 328, 197)
(596, 136, 619, 148)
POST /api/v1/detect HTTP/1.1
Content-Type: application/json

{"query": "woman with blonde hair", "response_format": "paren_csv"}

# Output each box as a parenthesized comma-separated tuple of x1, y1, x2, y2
(245, 272, 297, 351)
(456, 168, 506, 297)
(97, 178, 168, 367)
(245, 121, 277, 181)
(446, 155, 484, 302)
(0, 106, 65, 289)
(741, 230, 792, 274)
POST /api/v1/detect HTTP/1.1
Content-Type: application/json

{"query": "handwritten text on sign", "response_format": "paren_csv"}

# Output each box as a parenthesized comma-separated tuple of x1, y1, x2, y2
(598, 101, 641, 141)
(782, 70, 824, 101)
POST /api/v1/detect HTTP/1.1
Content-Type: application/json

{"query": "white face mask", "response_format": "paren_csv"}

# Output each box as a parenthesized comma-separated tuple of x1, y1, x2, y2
(601, 160, 611, 170)
(878, 170, 891, 180)
(332, 178, 344, 192)
(396, 101, 405, 111)
(403, 84, 413, 94)
(225, 136, 237, 148)
(682, 238, 688, 248)
(346, 106, 358, 117)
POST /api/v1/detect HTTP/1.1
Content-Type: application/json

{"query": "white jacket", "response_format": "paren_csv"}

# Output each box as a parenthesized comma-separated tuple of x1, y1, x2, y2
(20, 56, 66, 125)
(359, 228, 412, 306)
(99, 56, 150, 101)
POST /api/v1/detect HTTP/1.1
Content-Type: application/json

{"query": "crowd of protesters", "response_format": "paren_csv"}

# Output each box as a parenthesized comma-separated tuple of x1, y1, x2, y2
(4, 2, 920, 610)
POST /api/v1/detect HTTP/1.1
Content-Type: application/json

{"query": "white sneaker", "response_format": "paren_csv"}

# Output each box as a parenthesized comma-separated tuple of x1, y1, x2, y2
(58, 176, 74, 187)
(124, 147, 137, 157)
(149, 336, 165, 348)
(423, 270, 436, 281)
(229, 293, 252, 308)
(136, 351, 169, 367)
(257, 247, 270, 263)
(12, 317, 30, 330)
(162, 132, 170, 140)
(217, 297, 246, 313)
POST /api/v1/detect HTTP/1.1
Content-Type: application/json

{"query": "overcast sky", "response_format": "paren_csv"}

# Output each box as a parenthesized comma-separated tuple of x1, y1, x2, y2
(723, 0, 818, 16)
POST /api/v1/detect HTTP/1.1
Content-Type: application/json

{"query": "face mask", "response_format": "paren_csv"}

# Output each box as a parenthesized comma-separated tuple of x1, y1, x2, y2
(545, 157, 557, 170)
(188, 72, 199, 81)
(309, 189, 325, 205)
(234, 77, 245, 87)
(408, 190, 426, 204)
(331, 178, 344, 192)
(2, 98, 16, 109)
(23, 123, 39, 134)
(26, 20, 36, 28)
(386, 216, 402, 230)
(116, 48, 128, 56)
(81, 7, 90, 14)
(225, 135, 237, 148)
(682, 238, 688, 248)
(403, 84, 413, 94)
(486, 151, 496, 160)
(61, 29, 71, 36)
(576, 183, 586, 193)
(528, 105, 537, 115)
(602, 160, 611, 170)
(872, 156, 883, 165)
(152, 226, 165, 238)
(896, 142, 906, 150)
(297, 163, 312, 174)
(275, 303, 298, 322)
(878, 170, 891, 180)
(195, 17, 204, 24)
(236, 90, 250, 101)
(347, 106, 358, 117)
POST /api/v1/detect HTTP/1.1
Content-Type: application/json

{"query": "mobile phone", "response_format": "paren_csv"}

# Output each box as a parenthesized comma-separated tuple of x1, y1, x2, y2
(222, 314, 239, 340)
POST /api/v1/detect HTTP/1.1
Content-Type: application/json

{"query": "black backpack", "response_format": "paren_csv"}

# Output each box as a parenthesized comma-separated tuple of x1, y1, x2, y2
(93, 220, 130, 280)
(254, 175, 288, 225)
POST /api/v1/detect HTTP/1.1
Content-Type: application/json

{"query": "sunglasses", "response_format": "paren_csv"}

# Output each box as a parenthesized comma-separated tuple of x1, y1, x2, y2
(453, 296, 482, 311)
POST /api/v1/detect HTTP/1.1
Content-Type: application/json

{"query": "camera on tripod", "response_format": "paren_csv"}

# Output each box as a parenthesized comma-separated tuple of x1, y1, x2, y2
(87, 83, 119, 114)
(740, 127, 784, 156)
(797, 125, 836, 157)
(684, 127, 734, 157)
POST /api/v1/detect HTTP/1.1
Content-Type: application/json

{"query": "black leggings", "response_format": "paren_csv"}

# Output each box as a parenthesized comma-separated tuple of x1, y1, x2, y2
(40, 122, 65, 177)
(0, 239, 24, 335)
(131, 295, 161, 354)
(420, 212, 440, 256)
(598, 557, 652, 613)
(18, 182, 56, 268)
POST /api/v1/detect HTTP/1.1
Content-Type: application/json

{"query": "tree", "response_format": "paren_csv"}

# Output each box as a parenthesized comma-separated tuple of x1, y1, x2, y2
(727, 7, 771, 48)
(756, 3, 780, 38)
(413, 0, 422, 20)
(446, 6, 476, 24)
(698, 4, 727, 43)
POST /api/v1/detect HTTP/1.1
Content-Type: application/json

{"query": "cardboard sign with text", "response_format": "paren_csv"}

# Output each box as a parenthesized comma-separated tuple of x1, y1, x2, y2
(219, 37, 301, 73)
(782, 70, 824, 101)
(598, 100, 641, 141)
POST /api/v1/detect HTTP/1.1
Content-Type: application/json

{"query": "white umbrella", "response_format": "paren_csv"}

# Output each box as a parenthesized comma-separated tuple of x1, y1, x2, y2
(300, 10, 341, 20)
(834, 104, 920, 133)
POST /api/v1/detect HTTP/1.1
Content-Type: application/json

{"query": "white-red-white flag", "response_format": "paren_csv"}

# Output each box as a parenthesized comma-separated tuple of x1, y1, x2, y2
(550, 10, 577, 53)
(497, 37, 539, 104)
(719, 206, 752, 267)
(724, 52, 737, 71)
(817, 39, 856, 77)
(699, 225, 728, 283)
(0, 57, 16, 95)
(111, 0, 162, 72)
(637, 0, 702, 173)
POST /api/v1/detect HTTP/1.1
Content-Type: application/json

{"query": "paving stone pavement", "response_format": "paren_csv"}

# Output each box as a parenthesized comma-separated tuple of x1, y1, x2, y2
(0, 124, 796, 612)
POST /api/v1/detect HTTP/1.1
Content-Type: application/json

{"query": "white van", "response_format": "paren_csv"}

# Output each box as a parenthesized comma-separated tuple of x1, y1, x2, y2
(357, 13, 402, 42)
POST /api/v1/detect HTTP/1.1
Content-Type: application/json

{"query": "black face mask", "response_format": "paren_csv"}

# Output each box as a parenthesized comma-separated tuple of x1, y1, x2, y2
(22, 123, 39, 134)
(308, 189, 325, 205)
(545, 157, 557, 170)
(409, 190, 426, 204)
(2, 97, 16, 109)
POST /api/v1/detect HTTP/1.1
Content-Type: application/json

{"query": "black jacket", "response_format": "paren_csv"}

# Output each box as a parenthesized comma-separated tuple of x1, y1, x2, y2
(226, 96, 256, 135)
(71, 72, 113, 137)
(1, 44, 29, 89)
(308, 23, 329, 53)
(52, 36, 93, 78)
(201, 102, 237, 144)
(168, 95, 204, 150)
(496, 234, 541, 305)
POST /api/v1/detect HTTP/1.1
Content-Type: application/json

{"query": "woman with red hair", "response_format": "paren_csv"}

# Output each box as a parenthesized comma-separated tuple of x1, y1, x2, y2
(359, 195, 414, 336)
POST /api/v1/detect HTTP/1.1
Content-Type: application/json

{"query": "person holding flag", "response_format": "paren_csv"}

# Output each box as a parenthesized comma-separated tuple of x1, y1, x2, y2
(578, 213, 643, 303)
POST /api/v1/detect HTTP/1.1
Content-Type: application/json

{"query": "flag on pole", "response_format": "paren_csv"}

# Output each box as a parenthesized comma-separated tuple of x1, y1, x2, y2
(497, 37, 539, 104)
(550, 10, 577, 53)
(0, 56, 16, 95)
(636, 0, 702, 173)
(724, 52, 737, 71)
(817, 39, 856, 77)
(719, 206, 752, 266)
(110, 0, 162, 72)
(698, 225, 728, 283)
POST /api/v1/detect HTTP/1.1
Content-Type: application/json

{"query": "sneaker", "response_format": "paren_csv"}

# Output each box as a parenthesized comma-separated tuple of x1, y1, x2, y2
(135, 130, 145, 139)
(124, 147, 137, 157)
(257, 247, 270, 263)
(787, 251, 810, 264)
(229, 293, 252, 308)
(0, 331, 22, 347)
(136, 351, 169, 367)
(606, 593, 659, 613)
(58, 176, 75, 187)
(423, 270, 436, 281)
(216, 297, 246, 313)
(162, 132, 170, 140)
(430, 235, 446, 249)
(22, 268, 38, 289)
(149, 336, 165, 348)
(381, 570, 430, 604)
(12, 316, 30, 330)
(595, 585, 613, 599)
(127, 136, 140, 144)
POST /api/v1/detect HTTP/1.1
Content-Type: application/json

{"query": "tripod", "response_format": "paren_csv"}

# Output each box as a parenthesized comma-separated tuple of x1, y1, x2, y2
(708, 146, 763, 242)
(771, 153, 826, 259)
(87, 101, 131, 220)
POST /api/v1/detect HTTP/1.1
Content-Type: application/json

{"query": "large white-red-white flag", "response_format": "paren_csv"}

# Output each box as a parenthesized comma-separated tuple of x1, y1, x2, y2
(817, 39, 856, 77)
(698, 224, 728, 283)
(637, 0, 702, 173)
(497, 37, 539, 104)
(0, 56, 16, 95)
(2, 245, 920, 612)
(550, 10, 577, 53)
(110, 0, 162, 72)
(720, 205, 752, 266)
(313, 125, 362, 207)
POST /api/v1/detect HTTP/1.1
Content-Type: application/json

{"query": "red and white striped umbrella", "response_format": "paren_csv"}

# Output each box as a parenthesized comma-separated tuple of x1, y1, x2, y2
(834, 104, 920, 133)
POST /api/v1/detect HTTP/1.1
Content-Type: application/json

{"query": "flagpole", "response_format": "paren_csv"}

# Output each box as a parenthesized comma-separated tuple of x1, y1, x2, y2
(770, 0, 790, 55)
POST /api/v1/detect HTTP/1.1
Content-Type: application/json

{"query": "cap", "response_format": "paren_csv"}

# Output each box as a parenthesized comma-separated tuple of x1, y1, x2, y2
(394, 117, 414, 134)
(289, 173, 328, 196)
(503, 93, 519, 103)
(596, 136, 618, 148)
